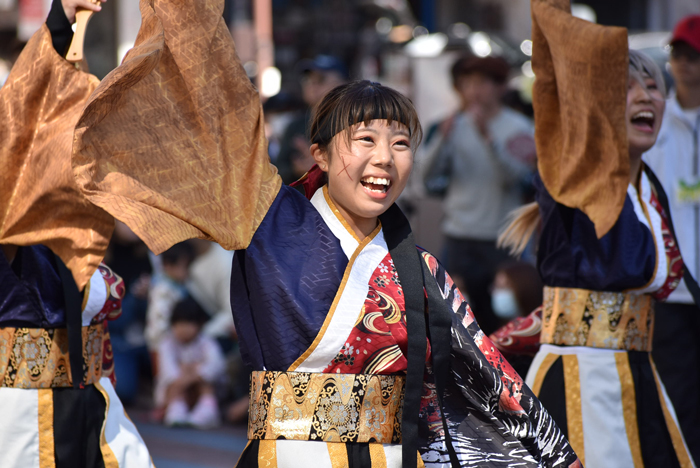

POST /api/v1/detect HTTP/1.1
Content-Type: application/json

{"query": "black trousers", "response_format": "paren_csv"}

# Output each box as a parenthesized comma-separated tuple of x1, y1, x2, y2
(653, 301, 700, 465)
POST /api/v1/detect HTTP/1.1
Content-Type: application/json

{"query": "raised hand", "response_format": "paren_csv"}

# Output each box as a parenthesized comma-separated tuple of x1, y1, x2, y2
(61, 0, 103, 24)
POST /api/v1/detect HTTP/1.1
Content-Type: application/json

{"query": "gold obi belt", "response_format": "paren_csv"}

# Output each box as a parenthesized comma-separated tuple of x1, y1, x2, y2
(248, 371, 405, 444)
(540, 286, 654, 352)
(0, 324, 107, 388)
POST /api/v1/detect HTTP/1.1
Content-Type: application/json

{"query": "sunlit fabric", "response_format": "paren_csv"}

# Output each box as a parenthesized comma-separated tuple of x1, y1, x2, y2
(0, 25, 112, 289)
(72, 0, 281, 256)
(531, 0, 630, 238)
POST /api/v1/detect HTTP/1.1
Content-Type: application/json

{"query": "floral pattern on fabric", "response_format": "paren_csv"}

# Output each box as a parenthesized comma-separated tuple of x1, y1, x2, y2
(248, 370, 404, 443)
(0, 324, 107, 388)
(324, 253, 429, 375)
(540, 287, 654, 351)
(648, 189, 684, 301)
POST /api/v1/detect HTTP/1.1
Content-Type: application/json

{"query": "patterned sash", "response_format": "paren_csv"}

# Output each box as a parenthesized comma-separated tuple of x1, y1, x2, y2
(248, 371, 404, 444)
(540, 286, 654, 351)
(0, 323, 111, 388)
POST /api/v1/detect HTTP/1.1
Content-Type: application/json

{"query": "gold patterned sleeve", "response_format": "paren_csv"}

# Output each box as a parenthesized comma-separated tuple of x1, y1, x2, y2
(72, 0, 282, 255)
(531, 0, 629, 238)
(0, 24, 112, 289)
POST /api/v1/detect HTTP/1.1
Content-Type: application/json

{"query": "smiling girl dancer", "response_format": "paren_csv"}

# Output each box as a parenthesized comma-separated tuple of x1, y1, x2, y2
(69, 0, 581, 466)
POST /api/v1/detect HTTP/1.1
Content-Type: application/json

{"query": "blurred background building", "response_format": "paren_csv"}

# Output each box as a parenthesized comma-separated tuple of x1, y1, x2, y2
(1, 0, 693, 252)
(1, 0, 695, 83)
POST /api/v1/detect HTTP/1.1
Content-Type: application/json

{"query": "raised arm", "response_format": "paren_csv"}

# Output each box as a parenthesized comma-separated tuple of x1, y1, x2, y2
(531, 0, 629, 239)
(0, 0, 111, 289)
(72, 0, 282, 256)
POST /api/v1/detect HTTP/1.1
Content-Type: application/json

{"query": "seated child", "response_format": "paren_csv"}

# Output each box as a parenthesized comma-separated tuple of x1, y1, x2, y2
(145, 241, 196, 353)
(155, 296, 226, 428)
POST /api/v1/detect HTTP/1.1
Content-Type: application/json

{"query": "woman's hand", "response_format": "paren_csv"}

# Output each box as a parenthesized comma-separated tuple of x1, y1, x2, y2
(61, 0, 103, 24)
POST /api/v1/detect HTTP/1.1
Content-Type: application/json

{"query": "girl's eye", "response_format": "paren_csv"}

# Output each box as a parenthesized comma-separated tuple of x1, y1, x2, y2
(357, 136, 374, 143)
(395, 139, 410, 148)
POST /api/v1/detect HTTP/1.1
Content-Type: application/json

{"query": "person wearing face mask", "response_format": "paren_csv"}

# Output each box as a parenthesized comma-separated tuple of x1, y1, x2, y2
(491, 262, 543, 322)
(66, 0, 583, 466)
(423, 54, 537, 336)
(490, 263, 543, 378)
(642, 15, 700, 461)
(499, 2, 698, 465)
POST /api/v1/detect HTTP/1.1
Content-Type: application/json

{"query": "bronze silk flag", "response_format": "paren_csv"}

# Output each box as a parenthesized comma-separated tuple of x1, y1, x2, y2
(531, 0, 629, 238)
(72, 0, 281, 255)
(0, 25, 113, 289)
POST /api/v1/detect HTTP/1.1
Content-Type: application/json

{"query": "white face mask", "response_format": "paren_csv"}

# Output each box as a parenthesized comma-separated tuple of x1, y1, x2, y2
(491, 288, 520, 319)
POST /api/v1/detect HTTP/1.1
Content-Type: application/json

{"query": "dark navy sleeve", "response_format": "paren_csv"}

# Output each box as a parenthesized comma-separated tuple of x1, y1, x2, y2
(0, 245, 67, 328)
(46, 0, 74, 57)
(535, 173, 656, 291)
(230, 185, 348, 372)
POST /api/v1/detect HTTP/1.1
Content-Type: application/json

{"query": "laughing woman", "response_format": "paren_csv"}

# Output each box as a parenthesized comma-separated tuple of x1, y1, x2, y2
(499, 4, 698, 467)
(68, 0, 581, 466)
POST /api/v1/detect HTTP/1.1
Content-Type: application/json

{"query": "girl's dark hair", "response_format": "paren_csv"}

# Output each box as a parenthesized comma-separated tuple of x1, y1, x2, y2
(309, 80, 423, 151)
(170, 296, 209, 326)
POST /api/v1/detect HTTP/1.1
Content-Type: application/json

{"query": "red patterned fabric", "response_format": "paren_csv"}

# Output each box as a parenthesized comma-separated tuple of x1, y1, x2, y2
(649, 189, 684, 301)
(421, 250, 528, 416)
(91, 263, 125, 324)
(102, 321, 116, 386)
(324, 253, 431, 374)
(490, 307, 543, 358)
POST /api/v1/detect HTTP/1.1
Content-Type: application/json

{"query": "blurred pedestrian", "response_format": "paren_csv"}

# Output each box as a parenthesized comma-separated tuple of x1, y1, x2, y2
(642, 14, 700, 460)
(491, 261, 542, 323)
(156, 296, 226, 428)
(187, 239, 235, 346)
(489, 262, 543, 377)
(423, 54, 536, 335)
(106, 221, 153, 404)
(145, 242, 196, 355)
(275, 55, 348, 184)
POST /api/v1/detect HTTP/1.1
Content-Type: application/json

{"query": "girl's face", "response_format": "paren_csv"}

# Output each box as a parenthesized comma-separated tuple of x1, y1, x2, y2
(312, 119, 413, 238)
(626, 74, 665, 156)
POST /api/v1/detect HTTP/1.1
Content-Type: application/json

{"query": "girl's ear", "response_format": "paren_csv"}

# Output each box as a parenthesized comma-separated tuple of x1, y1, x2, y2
(310, 143, 329, 172)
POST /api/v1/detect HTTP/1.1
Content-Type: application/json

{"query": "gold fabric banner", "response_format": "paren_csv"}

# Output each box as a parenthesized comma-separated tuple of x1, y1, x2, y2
(531, 0, 630, 238)
(72, 0, 281, 256)
(0, 25, 113, 289)
(540, 286, 654, 351)
(248, 371, 404, 444)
